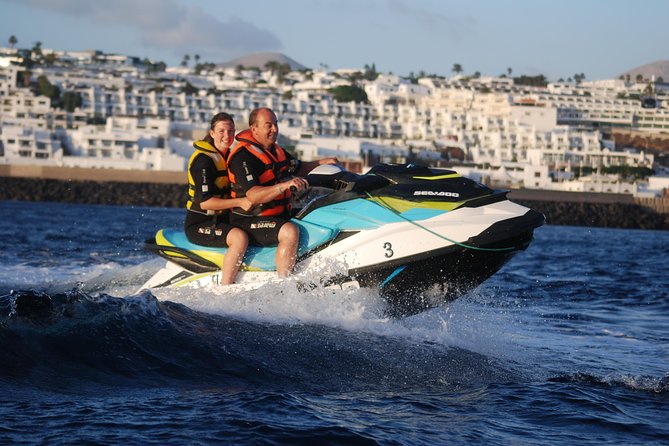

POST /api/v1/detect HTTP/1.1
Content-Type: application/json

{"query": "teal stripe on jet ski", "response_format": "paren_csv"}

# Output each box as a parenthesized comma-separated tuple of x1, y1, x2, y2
(380, 265, 407, 288)
(301, 198, 403, 230)
(160, 219, 337, 271)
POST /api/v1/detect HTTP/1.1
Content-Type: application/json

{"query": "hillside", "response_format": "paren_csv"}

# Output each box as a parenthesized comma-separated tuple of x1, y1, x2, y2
(220, 52, 307, 71)
(619, 60, 669, 82)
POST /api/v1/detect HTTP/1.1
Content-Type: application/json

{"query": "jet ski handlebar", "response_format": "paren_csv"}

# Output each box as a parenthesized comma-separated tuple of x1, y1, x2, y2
(304, 164, 389, 193)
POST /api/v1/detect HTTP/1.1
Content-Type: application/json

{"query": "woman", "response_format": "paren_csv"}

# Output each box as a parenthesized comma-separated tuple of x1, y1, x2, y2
(184, 112, 253, 284)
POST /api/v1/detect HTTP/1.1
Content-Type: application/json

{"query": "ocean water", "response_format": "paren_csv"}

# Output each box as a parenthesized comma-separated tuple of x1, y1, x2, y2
(1, 200, 668, 445)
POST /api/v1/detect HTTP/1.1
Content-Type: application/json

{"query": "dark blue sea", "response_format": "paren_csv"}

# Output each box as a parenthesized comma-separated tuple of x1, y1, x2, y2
(1, 200, 667, 445)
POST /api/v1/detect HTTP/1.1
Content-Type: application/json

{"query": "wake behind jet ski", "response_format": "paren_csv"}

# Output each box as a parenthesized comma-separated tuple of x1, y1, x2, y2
(141, 163, 545, 316)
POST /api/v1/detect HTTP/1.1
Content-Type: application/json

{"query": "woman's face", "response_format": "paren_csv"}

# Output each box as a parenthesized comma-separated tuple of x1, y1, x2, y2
(209, 119, 235, 153)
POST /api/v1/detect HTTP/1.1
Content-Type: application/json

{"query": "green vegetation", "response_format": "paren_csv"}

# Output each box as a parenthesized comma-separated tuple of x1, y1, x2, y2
(17, 70, 31, 88)
(142, 58, 167, 73)
(362, 63, 379, 81)
(513, 74, 548, 87)
(264, 61, 292, 83)
(194, 62, 216, 75)
(31, 75, 82, 111)
(61, 91, 82, 112)
(328, 85, 368, 103)
(180, 82, 199, 95)
(33, 75, 59, 102)
(575, 165, 654, 180)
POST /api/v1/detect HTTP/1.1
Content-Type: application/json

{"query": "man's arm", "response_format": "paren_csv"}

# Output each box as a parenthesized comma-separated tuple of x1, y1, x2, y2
(228, 150, 308, 205)
(245, 178, 307, 205)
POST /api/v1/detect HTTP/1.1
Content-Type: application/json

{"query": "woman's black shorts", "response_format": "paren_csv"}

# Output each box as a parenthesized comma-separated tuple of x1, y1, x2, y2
(184, 211, 235, 247)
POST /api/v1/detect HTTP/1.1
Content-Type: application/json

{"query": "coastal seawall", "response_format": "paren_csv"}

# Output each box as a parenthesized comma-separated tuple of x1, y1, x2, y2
(1, 166, 667, 230)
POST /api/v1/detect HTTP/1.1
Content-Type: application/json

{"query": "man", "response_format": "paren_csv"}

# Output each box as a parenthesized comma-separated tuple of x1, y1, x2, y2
(227, 107, 338, 277)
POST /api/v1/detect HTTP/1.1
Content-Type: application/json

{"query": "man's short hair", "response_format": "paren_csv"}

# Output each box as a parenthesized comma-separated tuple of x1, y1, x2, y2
(248, 107, 274, 127)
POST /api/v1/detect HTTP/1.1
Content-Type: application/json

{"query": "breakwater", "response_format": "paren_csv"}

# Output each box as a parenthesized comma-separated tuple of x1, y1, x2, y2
(0, 177, 187, 208)
(1, 176, 667, 230)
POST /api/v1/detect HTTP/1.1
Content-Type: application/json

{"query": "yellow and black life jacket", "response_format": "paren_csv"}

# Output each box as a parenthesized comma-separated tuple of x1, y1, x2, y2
(186, 140, 230, 215)
(227, 129, 291, 217)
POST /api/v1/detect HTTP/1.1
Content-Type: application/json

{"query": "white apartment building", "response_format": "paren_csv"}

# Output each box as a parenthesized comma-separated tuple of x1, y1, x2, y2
(0, 65, 19, 96)
(0, 86, 88, 132)
(1, 59, 667, 192)
(295, 135, 408, 165)
(66, 116, 184, 170)
(1, 89, 51, 130)
(0, 126, 63, 163)
(0, 106, 185, 170)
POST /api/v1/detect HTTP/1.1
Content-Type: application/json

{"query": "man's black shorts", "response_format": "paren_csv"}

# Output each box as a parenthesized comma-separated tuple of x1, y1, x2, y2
(230, 214, 291, 246)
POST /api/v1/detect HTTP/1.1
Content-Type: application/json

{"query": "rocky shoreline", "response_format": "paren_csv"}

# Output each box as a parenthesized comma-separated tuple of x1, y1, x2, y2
(1, 176, 667, 230)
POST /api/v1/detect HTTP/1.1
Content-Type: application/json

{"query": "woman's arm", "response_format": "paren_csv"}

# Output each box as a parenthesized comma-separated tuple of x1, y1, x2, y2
(200, 196, 253, 212)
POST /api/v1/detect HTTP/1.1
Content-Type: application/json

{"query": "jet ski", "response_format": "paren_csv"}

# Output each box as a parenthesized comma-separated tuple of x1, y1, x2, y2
(141, 163, 545, 316)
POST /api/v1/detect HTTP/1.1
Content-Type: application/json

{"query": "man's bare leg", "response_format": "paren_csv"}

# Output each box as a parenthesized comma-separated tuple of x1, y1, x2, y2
(276, 222, 299, 277)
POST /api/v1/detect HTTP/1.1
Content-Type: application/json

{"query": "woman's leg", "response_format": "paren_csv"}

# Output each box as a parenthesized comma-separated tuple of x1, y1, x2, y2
(220, 227, 249, 284)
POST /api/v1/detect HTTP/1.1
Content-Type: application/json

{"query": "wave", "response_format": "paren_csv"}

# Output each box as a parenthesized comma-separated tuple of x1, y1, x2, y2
(548, 372, 669, 394)
(0, 288, 524, 394)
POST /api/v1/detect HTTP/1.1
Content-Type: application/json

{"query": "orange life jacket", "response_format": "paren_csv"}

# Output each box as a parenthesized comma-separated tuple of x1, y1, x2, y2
(227, 129, 292, 217)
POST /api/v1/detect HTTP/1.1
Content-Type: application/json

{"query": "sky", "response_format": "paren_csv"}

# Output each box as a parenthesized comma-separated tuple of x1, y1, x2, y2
(0, 0, 667, 81)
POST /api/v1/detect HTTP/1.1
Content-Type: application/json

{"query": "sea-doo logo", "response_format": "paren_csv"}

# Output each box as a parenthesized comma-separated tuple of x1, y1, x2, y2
(250, 221, 277, 229)
(413, 190, 460, 198)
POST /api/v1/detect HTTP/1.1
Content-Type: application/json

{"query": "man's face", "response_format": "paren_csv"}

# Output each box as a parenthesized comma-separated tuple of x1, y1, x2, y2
(209, 119, 235, 153)
(251, 110, 278, 149)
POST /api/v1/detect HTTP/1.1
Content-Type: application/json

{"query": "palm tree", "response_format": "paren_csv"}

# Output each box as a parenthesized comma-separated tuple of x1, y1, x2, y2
(265, 60, 280, 73)
(452, 63, 463, 75)
(181, 54, 190, 68)
(194, 54, 200, 65)
(507, 67, 512, 77)
(32, 41, 42, 58)
(573, 72, 586, 84)
(8, 35, 17, 48)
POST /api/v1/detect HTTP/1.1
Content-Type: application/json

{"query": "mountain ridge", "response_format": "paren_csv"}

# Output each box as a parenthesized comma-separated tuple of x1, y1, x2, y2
(219, 52, 307, 71)
(618, 60, 669, 82)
